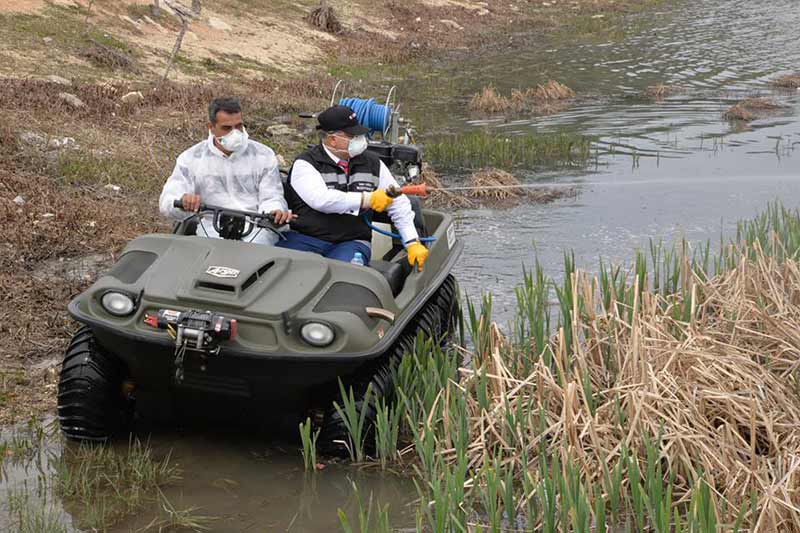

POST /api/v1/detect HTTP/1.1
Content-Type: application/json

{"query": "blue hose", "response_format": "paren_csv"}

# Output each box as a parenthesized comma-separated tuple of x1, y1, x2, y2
(339, 97, 391, 135)
(364, 215, 436, 243)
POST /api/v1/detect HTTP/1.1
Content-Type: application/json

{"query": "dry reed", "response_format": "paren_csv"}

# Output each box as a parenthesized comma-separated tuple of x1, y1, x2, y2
(416, 167, 576, 209)
(466, 168, 576, 206)
(418, 164, 474, 209)
(468, 85, 510, 113)
(469, 80, 574, 115)
(723, 97, 785, 121)
(642, 83, 681, 100)
(770, 73, 800, 89)
(453, 245, 800, 529)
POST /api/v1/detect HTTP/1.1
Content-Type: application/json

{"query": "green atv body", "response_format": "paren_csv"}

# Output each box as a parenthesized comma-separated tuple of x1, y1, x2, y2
(58, 199, 461, 451)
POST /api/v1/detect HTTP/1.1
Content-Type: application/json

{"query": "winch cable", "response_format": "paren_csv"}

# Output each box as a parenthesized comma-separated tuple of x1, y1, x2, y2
(339, 97, 392, 135)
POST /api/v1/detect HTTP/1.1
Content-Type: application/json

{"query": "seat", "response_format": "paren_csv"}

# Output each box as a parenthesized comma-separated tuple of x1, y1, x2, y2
(370, 260, 408, 297)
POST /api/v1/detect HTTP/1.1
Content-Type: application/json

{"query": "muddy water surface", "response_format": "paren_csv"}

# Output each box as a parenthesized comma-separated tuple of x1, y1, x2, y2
(3, 1, 800, 530)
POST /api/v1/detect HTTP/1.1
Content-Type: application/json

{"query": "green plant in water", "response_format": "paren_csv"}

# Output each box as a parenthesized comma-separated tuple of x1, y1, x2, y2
(373, 397, 401, 469)
(337, 481, 392, 533)
(6, 485, 69, 533)
(332, 380, 374, 462)
(298, 416, 320, 472)
(53, 438, 181, 531)
(426, 131, 593, 172)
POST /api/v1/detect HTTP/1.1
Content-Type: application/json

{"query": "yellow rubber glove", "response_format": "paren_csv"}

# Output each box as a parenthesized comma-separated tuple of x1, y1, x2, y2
(368, 189, 393, 213)
(406, 241, 429, 271)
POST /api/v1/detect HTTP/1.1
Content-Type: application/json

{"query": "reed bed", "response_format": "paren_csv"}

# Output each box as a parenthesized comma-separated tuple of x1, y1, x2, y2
(333, 203, 800, 532)
(641, 83, 682, 100)
(418, 164, 474, 209)
(467, 168, 577, 207)
(415, 166, 576, 209)
(770, 73, 800, 89)
(468, 81, 575, 115)
(723, 97, 786, 121)
(469, 85, 511, 114)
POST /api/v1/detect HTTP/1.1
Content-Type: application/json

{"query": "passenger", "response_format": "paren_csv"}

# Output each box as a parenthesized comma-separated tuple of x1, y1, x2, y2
(159, 97, 294, 245)
(278, 105, 429, 270)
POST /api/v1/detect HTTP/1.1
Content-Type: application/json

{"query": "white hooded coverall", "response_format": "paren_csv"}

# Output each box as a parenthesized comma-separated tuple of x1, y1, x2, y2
(159, 135, 287, 245)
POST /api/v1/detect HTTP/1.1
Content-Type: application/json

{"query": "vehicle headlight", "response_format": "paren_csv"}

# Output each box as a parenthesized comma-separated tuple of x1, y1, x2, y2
(101, 291, 136, 317)
(300, 322, 335, 347)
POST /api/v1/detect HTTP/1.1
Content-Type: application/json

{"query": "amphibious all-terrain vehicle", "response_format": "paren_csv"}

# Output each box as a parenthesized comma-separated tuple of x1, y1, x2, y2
(58, 92, 462, 451)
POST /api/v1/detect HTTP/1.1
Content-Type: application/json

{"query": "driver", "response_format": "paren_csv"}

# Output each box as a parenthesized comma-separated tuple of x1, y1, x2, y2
(158, 97, 294, 245)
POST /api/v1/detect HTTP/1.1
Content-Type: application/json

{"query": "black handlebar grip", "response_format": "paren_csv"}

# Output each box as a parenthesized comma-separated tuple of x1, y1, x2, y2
(173, 199, 184, 209)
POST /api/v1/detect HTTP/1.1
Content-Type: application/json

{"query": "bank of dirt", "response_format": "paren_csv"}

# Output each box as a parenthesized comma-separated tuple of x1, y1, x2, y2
(0, 0, 659, 424)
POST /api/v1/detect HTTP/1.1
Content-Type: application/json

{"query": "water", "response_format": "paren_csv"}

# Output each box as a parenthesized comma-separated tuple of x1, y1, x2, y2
(3, 1, 800, 530)
(397, 0, 800, 322)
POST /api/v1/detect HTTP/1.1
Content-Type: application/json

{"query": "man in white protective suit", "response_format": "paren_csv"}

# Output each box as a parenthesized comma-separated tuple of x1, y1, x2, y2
(159, 97, 294, 245)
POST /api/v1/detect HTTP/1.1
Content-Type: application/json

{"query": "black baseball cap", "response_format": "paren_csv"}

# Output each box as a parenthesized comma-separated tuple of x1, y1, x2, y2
(315, 105, 369, 135)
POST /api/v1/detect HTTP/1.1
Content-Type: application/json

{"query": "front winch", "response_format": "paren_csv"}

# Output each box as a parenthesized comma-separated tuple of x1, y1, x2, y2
(144, 309, 237, 383)
(144, 309, 237, 352)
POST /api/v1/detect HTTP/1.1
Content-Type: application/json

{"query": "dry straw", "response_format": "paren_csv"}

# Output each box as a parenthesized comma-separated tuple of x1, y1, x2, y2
(468, 80, 575, 114)
(454, 243, 800, 530)
(642, 83, 683, 100)
(723, 97, 785, 121)
(416, 166, 576, 209)
(770, 73, 800, 89)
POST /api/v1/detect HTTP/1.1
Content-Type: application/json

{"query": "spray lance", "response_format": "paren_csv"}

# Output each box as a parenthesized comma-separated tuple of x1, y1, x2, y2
(373, 182, 568, 243)
(385, 183, 574, 198)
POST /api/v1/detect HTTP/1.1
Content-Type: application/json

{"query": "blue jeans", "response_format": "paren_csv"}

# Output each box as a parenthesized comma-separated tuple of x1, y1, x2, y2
(276, 231, 371, 264)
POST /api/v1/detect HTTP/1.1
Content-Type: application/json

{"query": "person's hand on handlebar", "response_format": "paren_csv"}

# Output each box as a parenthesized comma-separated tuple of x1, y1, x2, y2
(180, 193, 201, 213)
(270, 209, 297, 226)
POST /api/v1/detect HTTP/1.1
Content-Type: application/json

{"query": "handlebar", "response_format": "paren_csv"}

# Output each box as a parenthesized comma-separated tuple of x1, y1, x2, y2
(173, 199, 279, 226)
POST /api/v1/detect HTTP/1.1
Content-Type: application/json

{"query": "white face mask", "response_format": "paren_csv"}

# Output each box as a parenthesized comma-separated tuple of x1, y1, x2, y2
(213, 127, 248, 153)
(347, 135, 368, 158)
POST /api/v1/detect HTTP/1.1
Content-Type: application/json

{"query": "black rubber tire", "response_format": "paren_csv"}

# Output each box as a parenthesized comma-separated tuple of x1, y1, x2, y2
(317, 275, 458, 457)
(57, 326, 130, 442)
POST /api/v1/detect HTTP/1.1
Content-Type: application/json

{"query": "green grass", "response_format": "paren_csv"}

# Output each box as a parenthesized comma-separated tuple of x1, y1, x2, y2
(53, 439, 181, 530)
(425, 131, 594, 171)
(0, 5, 133, 53)
(6, 487, 69, 533)
(1, 419, 214, 532)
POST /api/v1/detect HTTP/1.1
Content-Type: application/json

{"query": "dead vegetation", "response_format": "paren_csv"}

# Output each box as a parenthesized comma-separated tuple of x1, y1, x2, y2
(306, 0, 344, 34)
(461, 241, 800, 529)
(468, 85, 510, 114)
(723, 97, 786, 121)
(468, 81, 575, 115)
(418, 164, 474, 209)
(418, 166, 576, 209)
(770, 73, 800, 89)
(641, 82, 682, 100)
(79, 41, 137, 71)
